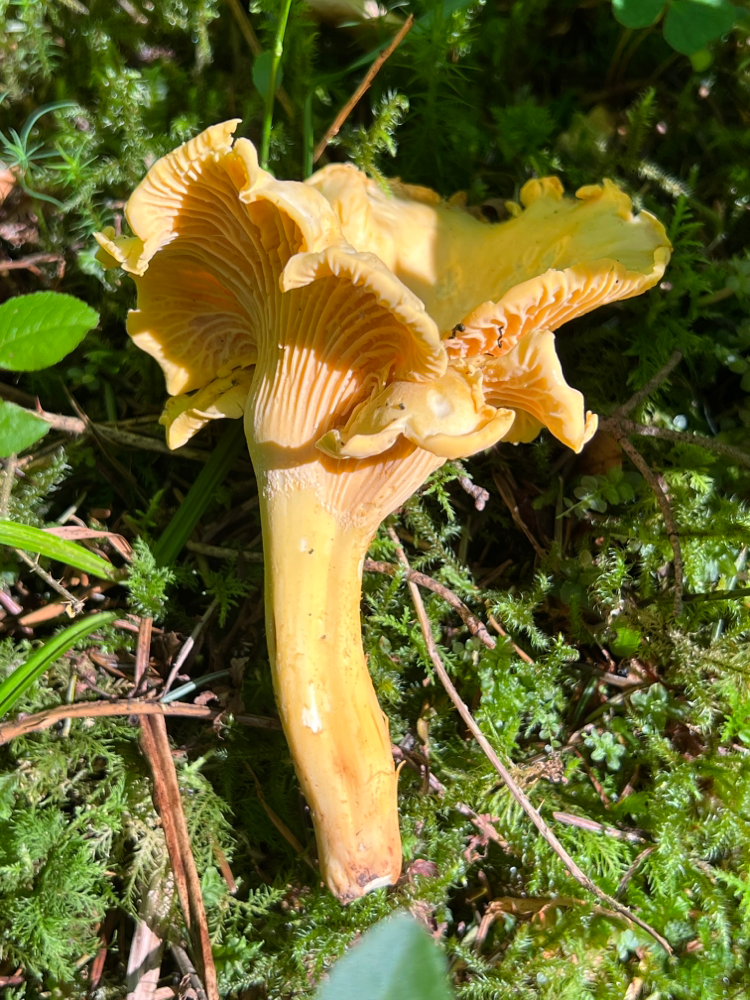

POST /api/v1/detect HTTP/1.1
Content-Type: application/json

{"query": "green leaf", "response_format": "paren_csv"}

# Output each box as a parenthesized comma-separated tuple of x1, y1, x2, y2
(0, 291, 98, 371)
(0, 400, 50, 456)
(314, 913, 454, 1000)
(253, 51, 284, 101)
(153, 421, 246, 567)
(689, 47, 714, 69)
(612, 0, 665, 29)
(0, 520, 118, 579)
(663, 0, 737, 54)
(610, 626, 642, 658)
(0, 611, 118, 717)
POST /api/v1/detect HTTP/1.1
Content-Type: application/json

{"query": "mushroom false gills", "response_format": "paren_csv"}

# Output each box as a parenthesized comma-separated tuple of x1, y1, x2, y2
(96, 120, 670, 902)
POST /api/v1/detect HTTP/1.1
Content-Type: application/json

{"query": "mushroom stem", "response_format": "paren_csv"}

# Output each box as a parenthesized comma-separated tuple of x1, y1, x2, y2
(254, 464, 401, 901)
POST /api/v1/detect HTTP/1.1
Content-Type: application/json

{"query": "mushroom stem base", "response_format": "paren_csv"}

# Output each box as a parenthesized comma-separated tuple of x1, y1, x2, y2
(255, 466, 401, 902)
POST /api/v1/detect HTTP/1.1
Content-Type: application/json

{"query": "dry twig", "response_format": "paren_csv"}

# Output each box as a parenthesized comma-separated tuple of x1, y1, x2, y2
(133, 616, 153, 695)
(13, 547, 84, 613)
(162, 600, 218, 698)
(312, 15, 414, 163)
(599, 415, 750, 469)
(387, 526, 673, 955)
(140, 714, 218, 999)
(0, 699, 281, 747)
(364, 559, 495, 648)
(612, 350, 683, 418)
(491, 469, 546, 559)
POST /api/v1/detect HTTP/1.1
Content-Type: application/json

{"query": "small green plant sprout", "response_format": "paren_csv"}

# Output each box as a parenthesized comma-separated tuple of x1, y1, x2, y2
(0, 98, 78, 207)
(584, 729, 627, 771)
(563, 467, 638, 517)
(126, 538, 175, 621)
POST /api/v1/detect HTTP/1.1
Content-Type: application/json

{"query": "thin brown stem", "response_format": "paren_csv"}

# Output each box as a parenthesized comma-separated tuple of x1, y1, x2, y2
(162, 599, 218, 698)
(312, 15, 414, 163)
(613, 349, 683, 418)
(13, 548, 84, 611)
(552, 811, 647, 844)
(0, 699, 281, 747)
(616, 846, 656, 898)
(387, 526, 673, 955)
(0, 252, 64, 271)
(492, 469, 546, 558)
(140, 714, 218, 999)
(134, 616, 153, 694)
(364, 559, 496, 649)
(600, 415, 750, 469)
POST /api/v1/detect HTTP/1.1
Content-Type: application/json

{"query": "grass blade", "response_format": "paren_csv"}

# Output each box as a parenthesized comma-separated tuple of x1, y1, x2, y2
(0, 611, 118, 717)
(153, 421, 246, 568)
(0, 520, 118, 579)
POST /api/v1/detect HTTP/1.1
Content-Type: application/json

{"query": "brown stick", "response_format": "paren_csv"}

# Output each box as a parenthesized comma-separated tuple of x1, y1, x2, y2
(612, 350, 683, 418)
(492, 469, 547, 559)
(0, 699, 281, 747)
(0, 391, 213, 463)
(13, 548, 84, 611)
(0, 252, 64, 271)
(140, 714, 218, 999)
(312, 14, 414, 163)
(600, 415, 750, 469)
(552, 811, 647, 844)
(387, 526, 673, 955)
(364, 559, 496, 649)
(134, 616, 153, 694)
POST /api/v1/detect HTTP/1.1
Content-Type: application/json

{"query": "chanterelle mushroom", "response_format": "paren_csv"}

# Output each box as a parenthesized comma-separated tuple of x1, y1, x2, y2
(96, 120, 670, 903)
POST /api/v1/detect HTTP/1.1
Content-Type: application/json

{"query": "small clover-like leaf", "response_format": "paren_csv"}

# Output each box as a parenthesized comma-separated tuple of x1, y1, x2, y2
(663, 0, 737, 54)
(612, 0, 665, 28)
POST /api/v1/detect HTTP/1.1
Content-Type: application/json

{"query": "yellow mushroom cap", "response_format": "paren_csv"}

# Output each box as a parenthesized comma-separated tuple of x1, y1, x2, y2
(94, 120, 446, 457)
(307, 165, 671, 359)
(96, 120, 670, 467)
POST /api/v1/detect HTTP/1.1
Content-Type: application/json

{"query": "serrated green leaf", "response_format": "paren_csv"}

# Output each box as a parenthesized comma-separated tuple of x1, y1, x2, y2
(612, 0, 665, 29)
(0, 611, 118, 717)
(0, 520, 117, 579)
(0, 291, 98, 371)
(664, 0, 736, 54)
(314, 913, 454, 1000)
(0, 400, 50, 457)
